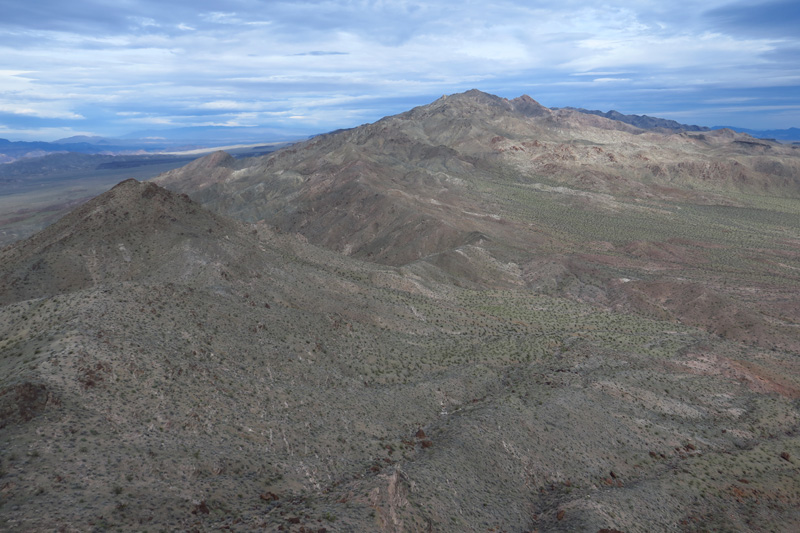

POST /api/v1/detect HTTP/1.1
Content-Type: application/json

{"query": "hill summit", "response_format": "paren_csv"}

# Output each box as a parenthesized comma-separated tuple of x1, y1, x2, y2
(0, 179, 250, 304)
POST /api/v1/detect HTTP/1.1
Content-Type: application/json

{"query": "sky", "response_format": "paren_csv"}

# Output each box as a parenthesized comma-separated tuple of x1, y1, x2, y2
(1, 0, 799, 141)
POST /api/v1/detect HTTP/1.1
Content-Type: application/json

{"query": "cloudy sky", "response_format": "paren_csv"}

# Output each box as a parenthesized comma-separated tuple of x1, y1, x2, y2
(1, 0, 799, 141)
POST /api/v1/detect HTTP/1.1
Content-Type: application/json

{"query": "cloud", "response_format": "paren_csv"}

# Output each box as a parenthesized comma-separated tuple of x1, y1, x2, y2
(0, 1, 798, 139)
(201, 12, 242, 24)
(593, 78, 632, 84)
(294, 51, 349, 56)
(704, 0, 800, 39)
(0, 124, 97, 141)
(129, 16, 158, 28)
(197, 100, 254, 111)
(0, 105, 84, 120)
(703, 97, 758, 104)
(122, 116, 176, 125)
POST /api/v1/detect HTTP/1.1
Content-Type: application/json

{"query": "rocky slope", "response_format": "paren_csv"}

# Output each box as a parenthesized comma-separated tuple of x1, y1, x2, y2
(156, 90, 800, 351)
(156, 90, 800, 265)
(2, 92, 800, 532)
(562, 107, 710, 132)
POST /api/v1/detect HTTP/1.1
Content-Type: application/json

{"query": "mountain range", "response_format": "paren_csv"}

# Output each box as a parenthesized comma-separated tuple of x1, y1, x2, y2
(564, 108, 800, 142)
(1, 90, 799, 532)
(560, 107, 712, 133)
(2, 100, 798, 166)
(0, 129, 303, 165)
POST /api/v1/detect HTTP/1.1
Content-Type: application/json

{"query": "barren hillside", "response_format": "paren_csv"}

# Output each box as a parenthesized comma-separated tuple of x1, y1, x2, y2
(2, 92, 800, 532)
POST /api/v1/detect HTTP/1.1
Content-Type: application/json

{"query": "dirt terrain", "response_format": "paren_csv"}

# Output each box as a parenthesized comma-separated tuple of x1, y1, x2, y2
(1, 91, 799, 531)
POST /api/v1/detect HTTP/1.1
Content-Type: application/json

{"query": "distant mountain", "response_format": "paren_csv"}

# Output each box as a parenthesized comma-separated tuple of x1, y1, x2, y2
(159, 87, 800, 354)
(0, 152, 195, 181)
(158, 89, 800, 266)
(563, 107, 710, 132)
(0, 129, 299, 164)
(563, 107, 800, 142)
(0, 137, 160, 163)
(712, 126, 800, 142)
(158, 88, 800, 352)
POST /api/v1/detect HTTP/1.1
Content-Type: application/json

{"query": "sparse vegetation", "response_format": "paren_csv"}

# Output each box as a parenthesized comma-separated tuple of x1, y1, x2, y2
(1, 91, 799, 531)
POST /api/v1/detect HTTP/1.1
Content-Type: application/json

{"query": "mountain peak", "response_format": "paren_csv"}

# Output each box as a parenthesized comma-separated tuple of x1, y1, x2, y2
(2, 178, 210, 258)
(442, 89, 510, 107)
(441, 90, 548, 115)
(0, 179, 242, 303)
(510, 94, 550, 117)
